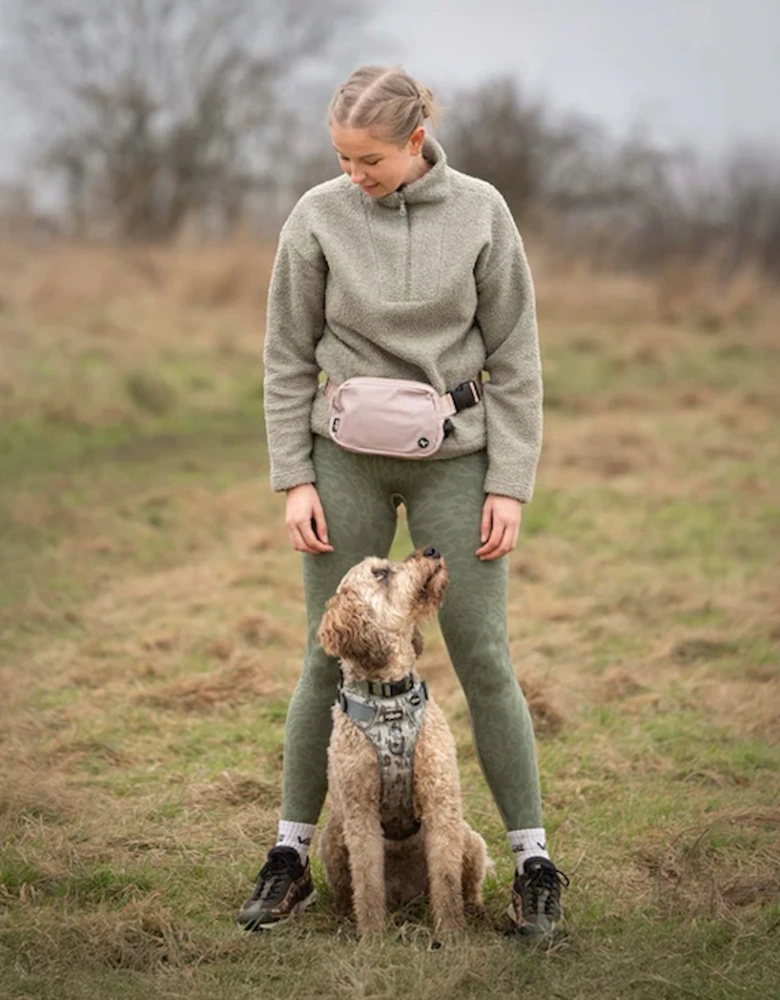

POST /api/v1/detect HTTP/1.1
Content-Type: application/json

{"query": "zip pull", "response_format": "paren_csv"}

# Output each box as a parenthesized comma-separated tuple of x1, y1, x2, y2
(398, 197, 407, 217)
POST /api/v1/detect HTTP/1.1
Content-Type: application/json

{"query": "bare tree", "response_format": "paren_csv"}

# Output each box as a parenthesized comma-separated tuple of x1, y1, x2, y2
(718, 146, 780, 280)
(568, 137, 780, 280)
(1, 0, 367, 239)
(439, 74, 780, 281)
(440, 76, 600, 222)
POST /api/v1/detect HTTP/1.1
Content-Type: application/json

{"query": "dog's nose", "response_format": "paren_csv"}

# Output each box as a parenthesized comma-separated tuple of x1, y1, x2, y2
(423, 546, 440, 559)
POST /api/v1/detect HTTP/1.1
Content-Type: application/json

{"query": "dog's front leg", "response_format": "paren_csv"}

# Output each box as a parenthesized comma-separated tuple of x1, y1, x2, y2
(329, 715, 386, 936)
(320, 815, 354, 917)
(415, 711, 467, 938)
(423, 804, 467, 937)
(342, 804, 386, 937)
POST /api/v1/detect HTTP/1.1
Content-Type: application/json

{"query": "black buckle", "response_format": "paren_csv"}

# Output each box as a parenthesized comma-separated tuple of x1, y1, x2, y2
(366, 675, 414, 698)
(449, 380, 481, 413)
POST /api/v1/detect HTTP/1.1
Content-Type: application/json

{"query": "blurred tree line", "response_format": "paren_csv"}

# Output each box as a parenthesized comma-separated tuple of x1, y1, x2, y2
(1, 0, 779, 282)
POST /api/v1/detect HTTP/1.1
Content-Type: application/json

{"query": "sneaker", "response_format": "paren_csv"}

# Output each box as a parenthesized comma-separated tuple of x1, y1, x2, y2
(507, 856, 570, 940)
(236, 845, 317, 930)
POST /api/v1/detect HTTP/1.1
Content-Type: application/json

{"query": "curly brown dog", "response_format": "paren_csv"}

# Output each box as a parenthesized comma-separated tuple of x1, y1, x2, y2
(317, 546, 489, 939)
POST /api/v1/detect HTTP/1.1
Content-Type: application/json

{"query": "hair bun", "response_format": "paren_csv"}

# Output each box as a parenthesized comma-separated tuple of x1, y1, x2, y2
(329, 66, 438, 143)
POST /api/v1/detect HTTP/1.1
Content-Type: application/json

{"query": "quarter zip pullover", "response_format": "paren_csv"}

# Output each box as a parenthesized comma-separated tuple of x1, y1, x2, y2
(263, 135, 543, 501)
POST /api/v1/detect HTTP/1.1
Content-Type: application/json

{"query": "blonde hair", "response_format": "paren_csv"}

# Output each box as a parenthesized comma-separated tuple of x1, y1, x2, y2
(328, 66, 438, 147)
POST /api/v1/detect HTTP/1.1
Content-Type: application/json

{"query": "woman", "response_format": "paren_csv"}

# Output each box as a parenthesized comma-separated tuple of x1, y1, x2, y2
(237, 65, 568, 939)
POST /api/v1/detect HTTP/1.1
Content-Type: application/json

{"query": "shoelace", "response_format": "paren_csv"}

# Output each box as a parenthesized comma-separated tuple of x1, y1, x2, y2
(254, 852, 301, 902)
(522, 863, 570, 917)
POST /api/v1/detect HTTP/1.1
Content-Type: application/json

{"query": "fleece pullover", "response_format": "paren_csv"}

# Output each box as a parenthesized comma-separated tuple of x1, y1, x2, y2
(262, 134, 543, 502)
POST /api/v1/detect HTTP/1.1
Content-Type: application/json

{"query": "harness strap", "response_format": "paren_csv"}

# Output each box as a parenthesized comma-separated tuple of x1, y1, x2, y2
(338, 675, 428, 718)
(340, 695, 374, 724)
(337, 676, 429, 841)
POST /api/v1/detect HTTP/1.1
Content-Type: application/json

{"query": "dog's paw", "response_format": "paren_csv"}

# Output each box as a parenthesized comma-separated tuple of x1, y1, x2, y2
(465, 902, 495, 928)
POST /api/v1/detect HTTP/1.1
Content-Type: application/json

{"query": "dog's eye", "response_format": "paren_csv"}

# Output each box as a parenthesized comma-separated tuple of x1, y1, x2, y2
(372, 568, 389, 581)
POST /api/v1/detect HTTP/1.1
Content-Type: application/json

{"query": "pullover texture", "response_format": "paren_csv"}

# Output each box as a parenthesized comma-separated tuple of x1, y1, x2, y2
(262, 135, 543, 501)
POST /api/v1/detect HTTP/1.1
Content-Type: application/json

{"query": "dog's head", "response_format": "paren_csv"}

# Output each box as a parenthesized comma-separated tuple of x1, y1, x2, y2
(317, 547, 448, 671)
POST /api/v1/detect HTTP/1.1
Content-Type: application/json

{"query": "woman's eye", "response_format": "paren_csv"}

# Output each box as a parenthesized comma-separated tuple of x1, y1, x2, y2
(338, 156, 380, 167)
(372, 568, 389, 580)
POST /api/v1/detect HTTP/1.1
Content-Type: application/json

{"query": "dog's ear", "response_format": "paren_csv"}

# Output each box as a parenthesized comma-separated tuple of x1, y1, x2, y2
(412, 625, 424, 658)
(317, 588, 390, 669)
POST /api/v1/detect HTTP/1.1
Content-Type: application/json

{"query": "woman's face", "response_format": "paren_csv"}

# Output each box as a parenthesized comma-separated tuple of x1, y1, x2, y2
(330, 124, 425, 198)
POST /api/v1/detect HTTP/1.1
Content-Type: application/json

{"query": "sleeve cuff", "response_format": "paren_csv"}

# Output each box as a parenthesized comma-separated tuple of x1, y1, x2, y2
(483, 473, 534, 504)
(270, 465, 316, 493)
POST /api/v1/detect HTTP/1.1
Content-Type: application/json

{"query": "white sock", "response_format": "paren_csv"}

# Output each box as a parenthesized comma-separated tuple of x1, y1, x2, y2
(507, 828, 550, 871)
(276, 821, 316, 863)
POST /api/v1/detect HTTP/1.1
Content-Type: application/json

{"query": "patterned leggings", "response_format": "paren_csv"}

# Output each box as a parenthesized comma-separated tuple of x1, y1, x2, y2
(281, 433, 543, 831)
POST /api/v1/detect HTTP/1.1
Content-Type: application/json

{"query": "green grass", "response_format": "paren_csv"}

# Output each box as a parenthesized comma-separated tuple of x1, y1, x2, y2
(1, 291, 779, 999)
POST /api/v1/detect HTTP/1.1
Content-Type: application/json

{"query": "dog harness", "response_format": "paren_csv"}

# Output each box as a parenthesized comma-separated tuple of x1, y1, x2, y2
(337, 673, 428, 841)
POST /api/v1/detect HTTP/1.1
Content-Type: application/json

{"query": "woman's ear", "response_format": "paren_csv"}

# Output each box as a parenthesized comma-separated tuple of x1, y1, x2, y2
(317, 588, 390, 669)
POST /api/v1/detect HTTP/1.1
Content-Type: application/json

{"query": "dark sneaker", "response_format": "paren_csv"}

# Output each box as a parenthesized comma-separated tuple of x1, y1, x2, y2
(237, 845, 316, 930)
(507, 856, 570, 940)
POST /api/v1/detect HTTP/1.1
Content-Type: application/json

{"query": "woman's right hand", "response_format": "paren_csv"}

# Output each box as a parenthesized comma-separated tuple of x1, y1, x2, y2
(285, 483, 334, 554)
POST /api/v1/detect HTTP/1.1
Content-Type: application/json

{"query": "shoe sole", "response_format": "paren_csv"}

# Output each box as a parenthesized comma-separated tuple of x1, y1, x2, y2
(240, 887, 318, 931)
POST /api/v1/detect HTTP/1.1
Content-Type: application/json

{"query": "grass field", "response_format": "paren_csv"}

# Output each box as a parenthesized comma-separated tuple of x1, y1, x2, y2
(1, 241, 779, 999)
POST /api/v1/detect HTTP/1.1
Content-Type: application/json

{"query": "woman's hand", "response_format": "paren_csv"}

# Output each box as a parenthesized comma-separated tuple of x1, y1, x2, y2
(285, 484, 334, 554)
(476, 493, 523, 561)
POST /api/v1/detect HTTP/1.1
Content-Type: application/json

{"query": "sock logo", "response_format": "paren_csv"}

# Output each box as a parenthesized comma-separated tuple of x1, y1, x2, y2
(511, 842, 547, 854)
(297, 836, 312, 846)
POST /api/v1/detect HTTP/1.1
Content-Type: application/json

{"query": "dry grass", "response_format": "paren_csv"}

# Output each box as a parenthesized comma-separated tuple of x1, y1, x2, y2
(1, 237, 779, 999)
(631, 807, 780, 919)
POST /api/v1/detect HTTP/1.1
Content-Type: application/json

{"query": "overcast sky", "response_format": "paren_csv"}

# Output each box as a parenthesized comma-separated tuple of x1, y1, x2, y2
(368, 0, 780, 156)
(2, 0, 778, 189)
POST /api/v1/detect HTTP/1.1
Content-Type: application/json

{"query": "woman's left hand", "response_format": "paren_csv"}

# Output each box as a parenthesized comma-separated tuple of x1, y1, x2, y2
(476, 493, 523, 561)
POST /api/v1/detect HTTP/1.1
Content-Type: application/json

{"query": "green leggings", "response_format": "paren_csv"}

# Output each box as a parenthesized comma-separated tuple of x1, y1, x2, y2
(281, 433, 543, 831)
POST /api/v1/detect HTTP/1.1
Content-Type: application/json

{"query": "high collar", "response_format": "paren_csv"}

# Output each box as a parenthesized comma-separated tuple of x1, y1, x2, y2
(365, 135, 450, 211)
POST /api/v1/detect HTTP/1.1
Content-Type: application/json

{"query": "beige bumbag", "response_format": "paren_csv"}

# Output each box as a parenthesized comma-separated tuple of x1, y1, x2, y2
(324, 375, 482, 459)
